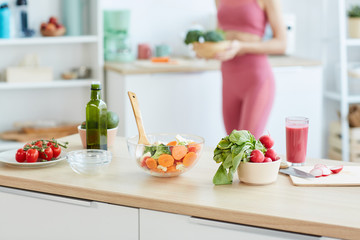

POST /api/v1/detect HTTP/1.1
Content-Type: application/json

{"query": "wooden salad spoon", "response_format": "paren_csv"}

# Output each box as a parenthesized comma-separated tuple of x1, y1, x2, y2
(128, 91, 150, 145)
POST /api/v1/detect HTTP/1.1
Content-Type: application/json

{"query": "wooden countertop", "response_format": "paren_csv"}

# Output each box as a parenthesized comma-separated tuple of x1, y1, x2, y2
(105, 56, 321, 75)
(0, 134, 359, 239)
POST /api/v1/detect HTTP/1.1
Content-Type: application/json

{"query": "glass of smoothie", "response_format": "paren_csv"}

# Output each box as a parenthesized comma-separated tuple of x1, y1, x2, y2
(286, 116, 309, 166)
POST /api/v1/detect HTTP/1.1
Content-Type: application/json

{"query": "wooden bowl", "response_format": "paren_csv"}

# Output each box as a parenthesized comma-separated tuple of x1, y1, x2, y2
(40, 27, 66, 37)
(192, 41, 231, 59)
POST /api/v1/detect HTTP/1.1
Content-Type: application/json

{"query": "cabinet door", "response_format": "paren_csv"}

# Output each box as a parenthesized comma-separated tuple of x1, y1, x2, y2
(0, 186, 138, 240)
(140, 209, 321, 240)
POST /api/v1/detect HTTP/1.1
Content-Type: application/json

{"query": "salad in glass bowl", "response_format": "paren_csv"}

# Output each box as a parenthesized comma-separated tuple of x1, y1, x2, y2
(127, 133, 204, 177)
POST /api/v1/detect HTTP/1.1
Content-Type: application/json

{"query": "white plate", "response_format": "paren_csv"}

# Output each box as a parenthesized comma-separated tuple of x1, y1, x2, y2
(0, 149, 66, 168)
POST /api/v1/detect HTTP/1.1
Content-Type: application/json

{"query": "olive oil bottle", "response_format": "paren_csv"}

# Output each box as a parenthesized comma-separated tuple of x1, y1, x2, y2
(86, 82, 107, 150)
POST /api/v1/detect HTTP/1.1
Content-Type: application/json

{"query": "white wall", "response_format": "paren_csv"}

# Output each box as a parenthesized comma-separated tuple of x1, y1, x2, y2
(101, 0, 324, 60)
(101, 0, 217, 57)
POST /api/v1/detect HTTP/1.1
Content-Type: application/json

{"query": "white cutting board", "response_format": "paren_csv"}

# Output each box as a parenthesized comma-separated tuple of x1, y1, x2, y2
(289, 166, 360, 186)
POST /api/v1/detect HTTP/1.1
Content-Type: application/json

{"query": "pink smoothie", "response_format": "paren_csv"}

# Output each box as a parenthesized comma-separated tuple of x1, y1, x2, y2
(286, 124, 309, 164)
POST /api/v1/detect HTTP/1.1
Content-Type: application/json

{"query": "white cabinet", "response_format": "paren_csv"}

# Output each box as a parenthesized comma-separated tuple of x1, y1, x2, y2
(106, 65, 323, 158)
(106, 70, 227, 148)
(0, 186, 138, 240)
(139, 209, 320, 240)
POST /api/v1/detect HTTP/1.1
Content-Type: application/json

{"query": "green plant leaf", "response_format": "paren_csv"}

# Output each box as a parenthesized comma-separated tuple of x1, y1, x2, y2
(223, 153, 233, 169)
(217, 138, 233, 149)
(213, 164, 232, 185)
(229, 130, 251, 145)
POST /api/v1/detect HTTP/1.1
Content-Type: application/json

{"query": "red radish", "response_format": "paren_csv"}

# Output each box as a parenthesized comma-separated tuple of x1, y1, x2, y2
(250, 150, 264, 163)
(314, 163, 326, 169)
(259, 135, 274, 149)
(330, 165, 343, 174)
(265, 148, 277, 161)
(321, 167, 332, 176)
(263, 157, 272, 163)
(141, 156, 150, 168)
(310, 168, 323, 178)
(275, 156, 280, 161)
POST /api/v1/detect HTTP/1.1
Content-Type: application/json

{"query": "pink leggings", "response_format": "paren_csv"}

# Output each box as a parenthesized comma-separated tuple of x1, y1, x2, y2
(221, 54, 275, 139)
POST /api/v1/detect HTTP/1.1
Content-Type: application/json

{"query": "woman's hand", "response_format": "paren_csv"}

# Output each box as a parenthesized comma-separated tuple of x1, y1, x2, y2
(215, 40, 243, 61)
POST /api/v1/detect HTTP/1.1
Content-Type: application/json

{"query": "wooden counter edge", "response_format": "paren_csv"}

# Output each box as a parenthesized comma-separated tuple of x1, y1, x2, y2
(104, 56, 322, 75)
(0, 174, 357, 240)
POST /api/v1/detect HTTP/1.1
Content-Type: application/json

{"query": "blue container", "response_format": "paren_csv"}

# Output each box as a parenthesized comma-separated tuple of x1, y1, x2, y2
(62, 0, 83, 36)
(0, 3, 10, 39)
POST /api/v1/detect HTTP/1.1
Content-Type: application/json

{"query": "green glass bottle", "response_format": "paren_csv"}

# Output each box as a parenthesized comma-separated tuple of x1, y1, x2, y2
(86, 82, 107, 150)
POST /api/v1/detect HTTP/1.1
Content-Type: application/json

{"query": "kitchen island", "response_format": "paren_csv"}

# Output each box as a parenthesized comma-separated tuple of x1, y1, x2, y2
(0, 135, 359, 239)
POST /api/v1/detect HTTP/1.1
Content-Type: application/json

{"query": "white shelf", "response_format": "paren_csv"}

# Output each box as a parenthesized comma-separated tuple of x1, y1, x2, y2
(346, 38, 360, 46)
(324, 91, 360, 104)
(324, 91, 342, 101)
(0, 79, 94, 90)
(0, 36, 98, 46)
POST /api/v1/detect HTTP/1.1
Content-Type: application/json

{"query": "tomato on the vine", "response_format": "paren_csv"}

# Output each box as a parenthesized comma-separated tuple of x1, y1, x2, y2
(15, 149, 26, 163)
(51, 145, 61, 158)
(39, 147, 53, 161)
(34, 140, 43, 148)
(26, 149, 39, 163)
(23, 143, 32, 149)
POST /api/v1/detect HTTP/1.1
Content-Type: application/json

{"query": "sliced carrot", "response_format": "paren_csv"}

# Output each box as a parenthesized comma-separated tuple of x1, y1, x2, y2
(183, 152, 197, 167)
(152, 168, 165, 173)
(172, 145, 188, 160)
(151, 57, 170, 63)
(166, 165, 179, 173)
(188, 142, 201, 153)
(145, 157, 157, 169)
(167, 141, 177, 146)
(158, 154, 174, 167)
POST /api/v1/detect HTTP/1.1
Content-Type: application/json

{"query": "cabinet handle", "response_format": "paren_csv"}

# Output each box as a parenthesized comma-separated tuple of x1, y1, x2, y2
(0, 186, 92, 207)
(189, 216, 321, 239)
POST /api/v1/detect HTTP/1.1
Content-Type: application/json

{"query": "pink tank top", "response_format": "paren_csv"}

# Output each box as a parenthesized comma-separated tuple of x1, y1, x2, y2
(217, 0, 267, 37)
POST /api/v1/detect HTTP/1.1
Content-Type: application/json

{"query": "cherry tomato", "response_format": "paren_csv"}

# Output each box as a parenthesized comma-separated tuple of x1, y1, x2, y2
(51, 145, 61, 158)
(26, 149, 39, 163)
(40, 147, 53, 161)
(23, 143, 32, 149)
(15, 149, 26, 163)
(34, 140, 43, 148)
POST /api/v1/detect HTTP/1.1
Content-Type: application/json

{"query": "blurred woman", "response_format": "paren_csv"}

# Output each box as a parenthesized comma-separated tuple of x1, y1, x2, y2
(215, 0, 286, 138)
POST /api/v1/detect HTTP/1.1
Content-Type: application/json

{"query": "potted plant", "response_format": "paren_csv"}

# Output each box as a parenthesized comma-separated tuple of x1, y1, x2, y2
(348, 5, 360, 38)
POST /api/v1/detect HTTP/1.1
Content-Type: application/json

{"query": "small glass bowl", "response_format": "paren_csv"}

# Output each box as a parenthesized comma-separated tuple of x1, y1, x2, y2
(66, 149, 112, 175)
(127, 133, 204, 177)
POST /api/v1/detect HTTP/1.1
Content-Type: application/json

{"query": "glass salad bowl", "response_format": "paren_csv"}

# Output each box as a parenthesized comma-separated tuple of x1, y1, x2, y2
(127, 133, 204, 177)
(66, 149, 112, 175)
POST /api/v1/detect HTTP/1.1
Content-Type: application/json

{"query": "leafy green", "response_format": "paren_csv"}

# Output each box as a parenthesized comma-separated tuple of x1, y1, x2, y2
(184, 30, 224, 45)
(184, 30, 203, 45)
(143, 145, 157, 156)
(212, 130, 266, 185)
(348, 5, 360, 18)
(203, 30, 224, 42)
(152, 144, 171, 159)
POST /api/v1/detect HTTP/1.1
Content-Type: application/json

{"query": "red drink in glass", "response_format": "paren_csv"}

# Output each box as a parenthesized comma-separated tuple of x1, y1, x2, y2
(286, 117, 309, 166)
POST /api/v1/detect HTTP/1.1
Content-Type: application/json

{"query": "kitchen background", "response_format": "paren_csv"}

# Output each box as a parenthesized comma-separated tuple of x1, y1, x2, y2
(1, 0, 360, 162)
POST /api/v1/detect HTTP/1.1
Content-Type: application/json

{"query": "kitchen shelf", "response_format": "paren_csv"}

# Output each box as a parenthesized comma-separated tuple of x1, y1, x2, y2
(0, 79, 94, 90)
(324, 91, 360, 103)
(346, 38, 360, 46)
(0, 36, 98, 46)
